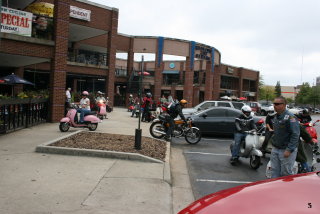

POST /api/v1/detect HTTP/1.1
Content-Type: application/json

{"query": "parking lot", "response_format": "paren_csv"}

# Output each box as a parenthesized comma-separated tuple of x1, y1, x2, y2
(171, 114, 320, 200)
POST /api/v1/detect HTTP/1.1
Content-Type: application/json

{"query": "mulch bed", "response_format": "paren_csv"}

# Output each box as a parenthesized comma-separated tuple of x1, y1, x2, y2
(51, 132, 167, 161)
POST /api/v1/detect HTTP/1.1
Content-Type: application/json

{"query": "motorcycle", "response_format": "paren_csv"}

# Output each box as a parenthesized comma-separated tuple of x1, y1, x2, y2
(59, 104, 100, 132)
(149, 115, 201, 144)
(97, 99, 107, 120)
(230, 129, 264, 169)
(265, 120, 320, 178)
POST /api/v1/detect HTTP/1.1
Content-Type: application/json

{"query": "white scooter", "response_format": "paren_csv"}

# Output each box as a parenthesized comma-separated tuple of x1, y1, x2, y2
(230, 130, 264, 169)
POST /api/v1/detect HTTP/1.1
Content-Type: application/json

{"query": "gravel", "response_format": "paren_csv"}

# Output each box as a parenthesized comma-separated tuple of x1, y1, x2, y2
(51, 132, 167, 161)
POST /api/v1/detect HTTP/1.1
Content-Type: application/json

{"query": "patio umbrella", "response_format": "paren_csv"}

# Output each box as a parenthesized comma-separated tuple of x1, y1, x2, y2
(0, 73, 35, 96)
(0, 73, 35, 86)
(138, 71, 150, 76)
(220, 95, 231, 100)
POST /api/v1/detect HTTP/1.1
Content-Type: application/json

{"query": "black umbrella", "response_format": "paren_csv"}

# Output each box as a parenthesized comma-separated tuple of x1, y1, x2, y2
(0, 73, 35, 86)
(0, 73, 35, 96)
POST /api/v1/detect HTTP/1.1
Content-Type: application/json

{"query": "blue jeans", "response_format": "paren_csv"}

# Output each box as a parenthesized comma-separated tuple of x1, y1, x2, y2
(271, 147, 298, 178)
(231, 132, 247, 158)
(77, 109, 91, 123)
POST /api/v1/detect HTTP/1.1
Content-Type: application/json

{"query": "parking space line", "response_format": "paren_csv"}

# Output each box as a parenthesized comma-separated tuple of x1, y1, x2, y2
(184, 152, 230, 156)
(202, 138, 233, 142)
(196, 179, 252, 184)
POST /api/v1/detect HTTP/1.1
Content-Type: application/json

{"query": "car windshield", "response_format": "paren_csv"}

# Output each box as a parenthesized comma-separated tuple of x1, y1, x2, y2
(232, 102, 244, 110)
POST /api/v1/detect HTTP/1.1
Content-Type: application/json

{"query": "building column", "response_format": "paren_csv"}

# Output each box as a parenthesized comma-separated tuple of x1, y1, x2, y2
(184, 56, 194, 107)
(193, 86, 200, 106)
(106, 9, 118, 107)
(212, 65, 220, 100)
(239, 67, 243, 97)
(204, 60, 213, 100)
(154, 37, 164, 102)
(255, 71, 260, 101)
(127, 38, 134, 77)
(14, 67, 24, 96)
(49, 0, 70, 122)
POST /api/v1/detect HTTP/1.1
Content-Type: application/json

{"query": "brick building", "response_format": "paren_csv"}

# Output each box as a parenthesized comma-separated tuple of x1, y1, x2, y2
(0, 0, 259, 122)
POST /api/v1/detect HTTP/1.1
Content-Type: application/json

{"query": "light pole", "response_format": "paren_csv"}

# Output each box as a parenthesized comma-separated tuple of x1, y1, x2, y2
(134, 55, 144, 150)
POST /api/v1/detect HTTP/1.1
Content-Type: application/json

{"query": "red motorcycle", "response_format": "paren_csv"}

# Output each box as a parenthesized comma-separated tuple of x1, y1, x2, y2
(302, 120, 320, 154)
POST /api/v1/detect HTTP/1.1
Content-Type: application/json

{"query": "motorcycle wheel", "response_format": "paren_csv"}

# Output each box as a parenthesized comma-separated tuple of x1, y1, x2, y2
(149, 121, 166, 139)
(88, 123, 98, 131)
(99, 115, 104, 120)
(59, 122, 70, 132)
(250, 155, 261, 169)
(185, 128, 201, 144)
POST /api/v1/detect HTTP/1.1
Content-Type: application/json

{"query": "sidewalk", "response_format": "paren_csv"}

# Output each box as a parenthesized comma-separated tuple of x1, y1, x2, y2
(0, 107, 194, 214)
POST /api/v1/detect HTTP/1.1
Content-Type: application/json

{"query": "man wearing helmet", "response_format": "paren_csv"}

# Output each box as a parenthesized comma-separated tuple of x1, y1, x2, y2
(164, 99, 188, 141)
(141, 92, 153, 122)
(230, 105, 257, 165)
(77, 91, 91, 123)
(296, 109, 312, 123)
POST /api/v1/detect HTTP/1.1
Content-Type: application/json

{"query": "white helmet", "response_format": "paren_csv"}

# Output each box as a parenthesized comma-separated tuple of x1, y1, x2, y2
(241, 105, 252, 118)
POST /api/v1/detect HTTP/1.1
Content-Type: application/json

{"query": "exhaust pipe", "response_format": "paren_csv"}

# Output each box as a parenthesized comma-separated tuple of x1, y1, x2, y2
(153, 129, 166, 135)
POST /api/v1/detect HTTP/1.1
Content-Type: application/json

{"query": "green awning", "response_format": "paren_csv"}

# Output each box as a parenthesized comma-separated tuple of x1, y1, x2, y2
(162, 70, 179, 74)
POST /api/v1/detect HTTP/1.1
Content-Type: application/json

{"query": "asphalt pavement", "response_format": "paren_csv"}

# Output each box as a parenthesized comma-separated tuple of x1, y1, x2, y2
(0, 107, 194, 214)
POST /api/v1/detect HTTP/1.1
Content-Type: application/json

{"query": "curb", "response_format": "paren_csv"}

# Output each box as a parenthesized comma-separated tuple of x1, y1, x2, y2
(35, 130, 171, 183)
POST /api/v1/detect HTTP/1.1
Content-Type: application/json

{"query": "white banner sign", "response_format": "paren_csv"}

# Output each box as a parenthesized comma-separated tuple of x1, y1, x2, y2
(70, 6, 91, 21)
(1, 7, 33, 37)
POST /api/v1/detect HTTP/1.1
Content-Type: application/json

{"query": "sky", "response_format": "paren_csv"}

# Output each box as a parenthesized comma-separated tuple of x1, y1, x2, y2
(90, 0, 320, 86)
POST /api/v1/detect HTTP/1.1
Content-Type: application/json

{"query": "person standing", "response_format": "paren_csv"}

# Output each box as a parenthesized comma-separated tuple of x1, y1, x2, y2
(65, 88, 72, 114)
(260, 110, 276, 154)
(271, 96, 300, 178)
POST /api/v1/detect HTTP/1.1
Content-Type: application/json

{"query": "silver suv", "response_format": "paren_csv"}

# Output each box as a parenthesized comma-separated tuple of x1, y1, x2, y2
(183, 100, 245, 116)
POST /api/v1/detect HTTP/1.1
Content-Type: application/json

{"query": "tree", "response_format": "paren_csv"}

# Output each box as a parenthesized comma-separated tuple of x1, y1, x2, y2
(275, 81, 281, 97)
(259, 85, 275, 103)
(310, 85, 320, 108)
(295, 82, 312, 104)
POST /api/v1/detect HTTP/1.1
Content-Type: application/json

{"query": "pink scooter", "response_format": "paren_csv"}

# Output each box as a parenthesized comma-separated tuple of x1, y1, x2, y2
(59, 104, 100, 132)
(97, 100, 107, 120)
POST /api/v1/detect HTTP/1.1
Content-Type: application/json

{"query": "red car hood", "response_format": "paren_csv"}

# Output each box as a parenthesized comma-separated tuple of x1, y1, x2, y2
(179, 172, 320, 214)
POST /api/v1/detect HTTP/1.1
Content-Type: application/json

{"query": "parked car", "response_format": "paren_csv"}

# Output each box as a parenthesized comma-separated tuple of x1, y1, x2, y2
(313, 108, 320, 114)
(245, 101, 261, 114)
(183, 100, 246, 117)
(178, 171, 320, 214)
(260, 104, 273, 116)
(190, 107, 264, 135)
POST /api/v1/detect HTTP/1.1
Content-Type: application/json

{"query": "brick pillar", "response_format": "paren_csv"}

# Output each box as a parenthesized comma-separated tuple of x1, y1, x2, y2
(179, 62, 184, 84)
(14, 67, 24, 96)
(212, 65, 221, 100)
(255, 71, 260, 101)
(239, 67, 243, 97)
(49, 0, 70, 122)
(193, 86, 200, 106)
(106, 9, 118, 107)
(204, 60, 213, 100)
(127, 38, 134, 77)
(184, 57, 194, 107)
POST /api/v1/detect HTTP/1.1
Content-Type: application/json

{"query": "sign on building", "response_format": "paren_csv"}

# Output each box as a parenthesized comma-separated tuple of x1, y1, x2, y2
(1, 7, 33, 36)
(70, 6, 91, 21)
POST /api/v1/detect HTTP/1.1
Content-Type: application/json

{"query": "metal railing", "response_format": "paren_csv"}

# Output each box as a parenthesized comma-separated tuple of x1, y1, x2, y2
(0, 99, 48, 134)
